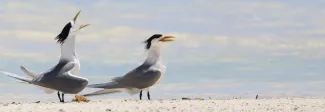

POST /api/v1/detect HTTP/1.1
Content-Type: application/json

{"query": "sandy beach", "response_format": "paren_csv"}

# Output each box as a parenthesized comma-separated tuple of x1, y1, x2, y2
(0, 98, 324, 112)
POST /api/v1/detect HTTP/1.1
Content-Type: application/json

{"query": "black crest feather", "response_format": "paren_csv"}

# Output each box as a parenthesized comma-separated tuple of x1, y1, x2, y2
(55, 22, 72, 44)
(144, 34, 162, 49)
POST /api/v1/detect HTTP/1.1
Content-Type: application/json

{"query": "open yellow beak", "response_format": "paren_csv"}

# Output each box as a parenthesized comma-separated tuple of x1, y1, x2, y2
(73, 10, 81, 22)
(159, 36, 176, 42)
(72, 10, 90, 30)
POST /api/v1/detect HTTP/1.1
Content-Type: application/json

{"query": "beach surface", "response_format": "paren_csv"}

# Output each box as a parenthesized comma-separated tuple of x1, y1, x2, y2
(0, 98, 324, 112)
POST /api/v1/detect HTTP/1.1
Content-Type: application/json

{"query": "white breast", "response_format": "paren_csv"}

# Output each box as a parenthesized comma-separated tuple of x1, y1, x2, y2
(149, 61, 166, 84)
(69, 58, 80, 75)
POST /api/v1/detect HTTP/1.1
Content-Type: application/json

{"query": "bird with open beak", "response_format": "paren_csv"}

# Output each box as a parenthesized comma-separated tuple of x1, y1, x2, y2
(0, 11, 90, 103)
(84, 34, 175, 100)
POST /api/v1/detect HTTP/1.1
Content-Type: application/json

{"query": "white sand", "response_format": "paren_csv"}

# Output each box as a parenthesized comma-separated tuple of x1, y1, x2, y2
(0, 98, 324, 112)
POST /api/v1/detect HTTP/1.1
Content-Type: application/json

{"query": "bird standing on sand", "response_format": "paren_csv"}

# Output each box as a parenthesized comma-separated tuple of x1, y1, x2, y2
(0, 11, 90, 102)
(84, 34, 175, 100)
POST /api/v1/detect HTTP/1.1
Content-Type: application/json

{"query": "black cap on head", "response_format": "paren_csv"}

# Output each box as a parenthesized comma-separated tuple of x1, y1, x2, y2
(144, 34, 163, 49)
(55, 22, 72, 44)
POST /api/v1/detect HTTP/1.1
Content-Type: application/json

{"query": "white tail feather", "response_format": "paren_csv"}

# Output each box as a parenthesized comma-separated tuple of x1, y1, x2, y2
(37, 86, 55, 94)
(123, 88, 141, 95)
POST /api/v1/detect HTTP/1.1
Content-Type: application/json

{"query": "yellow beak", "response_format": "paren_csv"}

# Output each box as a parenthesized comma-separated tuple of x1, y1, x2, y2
(78, 24, 90, 30)
(159, 36, 176, 42)
(73, 10, 81, 22)
(72, 10, 90, 30)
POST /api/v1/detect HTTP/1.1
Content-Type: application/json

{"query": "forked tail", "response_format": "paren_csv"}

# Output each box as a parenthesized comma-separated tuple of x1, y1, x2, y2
(20, 66, 39, 78)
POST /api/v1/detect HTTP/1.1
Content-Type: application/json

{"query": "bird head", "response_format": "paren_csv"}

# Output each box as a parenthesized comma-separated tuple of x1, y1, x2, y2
(55, 10, 90, 44)
(144, 34, 176, 50)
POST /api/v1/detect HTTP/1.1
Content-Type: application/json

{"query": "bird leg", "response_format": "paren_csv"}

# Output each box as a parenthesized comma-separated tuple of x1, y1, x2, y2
(57, 91, 61, 102)
(61, 93, 65, 103)
(147, 91, 150, 100)
(139, 90, 143, 100)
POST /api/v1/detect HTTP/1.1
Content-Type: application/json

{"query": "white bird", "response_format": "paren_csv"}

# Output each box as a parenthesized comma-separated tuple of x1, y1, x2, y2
(84, 34, 175, 100)
(0, 11, 90, 102)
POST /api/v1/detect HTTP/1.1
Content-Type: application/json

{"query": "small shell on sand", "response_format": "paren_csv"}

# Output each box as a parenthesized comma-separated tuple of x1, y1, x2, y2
(71, 95, 90, 103)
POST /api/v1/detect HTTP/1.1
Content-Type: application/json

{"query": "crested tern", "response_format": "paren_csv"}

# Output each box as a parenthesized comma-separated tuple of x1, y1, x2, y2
(84, 34, 175, 100)
(0, 11, 90, 102)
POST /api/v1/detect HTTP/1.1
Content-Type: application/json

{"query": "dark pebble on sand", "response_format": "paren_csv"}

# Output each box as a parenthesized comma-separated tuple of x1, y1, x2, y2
(293, 107, 298, 111)
(59, 109, 65, 112)
(182, 97, 191, 100)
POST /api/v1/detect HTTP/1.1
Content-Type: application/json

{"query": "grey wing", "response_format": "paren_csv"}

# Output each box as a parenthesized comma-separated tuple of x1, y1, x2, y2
(120, 70, 161, 89)
(122, 63, 151, 78)
(87, 81, 119, 88)
(40, 61, 75, 80)
(87, 76, 124, 89)
(58, 62, 75, 75)
(0, 71, 33, 83)
(83, 89, 122, 96)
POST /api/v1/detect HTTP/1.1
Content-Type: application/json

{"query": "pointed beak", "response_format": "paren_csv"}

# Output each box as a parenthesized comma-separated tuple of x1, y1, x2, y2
(73, 10, 90, 30)
(78, 24, 90, 30)
(73, 10, 81, 22)
(159, 36, 176, 42)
